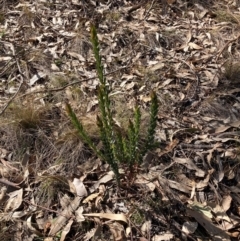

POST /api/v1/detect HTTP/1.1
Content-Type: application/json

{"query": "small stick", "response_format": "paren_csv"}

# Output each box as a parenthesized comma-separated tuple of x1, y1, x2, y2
(0, 178, 21, 189)
(0, 65, 131, 115)
(18, 65, 132, 98)
(216, 34, 240, 62)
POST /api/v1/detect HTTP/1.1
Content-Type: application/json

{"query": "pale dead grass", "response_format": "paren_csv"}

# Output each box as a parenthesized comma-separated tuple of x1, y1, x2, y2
(223, 59, 240, 85)
(0, 100, 90, 174)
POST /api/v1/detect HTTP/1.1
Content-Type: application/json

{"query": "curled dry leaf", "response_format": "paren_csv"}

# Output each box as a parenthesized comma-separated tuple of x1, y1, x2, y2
(196, 173, 210, 189)
(83, 228, 98, 241)
(26, 215, 43, 236)
(75, 206, 85, 222)
(60, 219, 73, 241)
(147, 62, 165, 72)
(141, 220, 151, 236)
(182, 221, 198, 234)
(0, 162, 18, 179)
(108, 222, 127, 241)
(139, 237, 148, 241)
(71, 178, 88, 197)
(59, 194, 71, 209)
(4, 188, 23, 212)
(188, 42, 202, 50)
(29, 71, 47, 86)
(83, 213, 128, 224)
(212, 204, 231, 222)
(187, 207, 231, 241)
(174, 157, 205, 177)
(0, 186, 7, 204)
(167, 179, 192, 194)
(0, 148, 8, 159)
(44, 237, 53, 241)
(188, 201, 213, 218)
(135, 173, 156, 192)
(49, 196, 82, 236)
(89, 171, 114, 192)
(152, 232, 174, 241)
(221, 195, 232, 212)
(12, 210, 28, 219)
(82, 192, 101, 204)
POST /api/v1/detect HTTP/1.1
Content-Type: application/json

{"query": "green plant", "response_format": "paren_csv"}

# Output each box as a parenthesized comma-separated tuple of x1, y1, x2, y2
(54, 58, 64, 68)
(66, 25, 159, 183)
(130, 208, 145, 226)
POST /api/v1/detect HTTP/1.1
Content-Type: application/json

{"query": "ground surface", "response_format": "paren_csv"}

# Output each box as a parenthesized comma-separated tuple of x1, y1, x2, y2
(0, 0, 240, 240)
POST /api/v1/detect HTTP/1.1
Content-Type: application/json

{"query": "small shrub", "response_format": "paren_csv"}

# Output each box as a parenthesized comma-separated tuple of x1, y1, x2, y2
(66, 25, 159, 183)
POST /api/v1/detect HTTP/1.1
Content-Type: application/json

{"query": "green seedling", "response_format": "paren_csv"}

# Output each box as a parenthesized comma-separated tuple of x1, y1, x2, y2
(66, 25, 159, 183)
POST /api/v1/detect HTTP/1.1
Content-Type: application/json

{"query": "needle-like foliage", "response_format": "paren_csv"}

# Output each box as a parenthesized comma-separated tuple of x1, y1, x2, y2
(66, 25, 159, 183)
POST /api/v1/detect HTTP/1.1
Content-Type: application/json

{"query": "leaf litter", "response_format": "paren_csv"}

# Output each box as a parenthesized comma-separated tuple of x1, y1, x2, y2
(0, 0, 240, 240)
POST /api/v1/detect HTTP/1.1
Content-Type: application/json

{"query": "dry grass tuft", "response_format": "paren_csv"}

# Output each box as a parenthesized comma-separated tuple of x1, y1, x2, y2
(0, 0, 19, 11)
(223, 60, 240, 85)
(37, 175, 70, 206)
(215, 9, 240, 24)
(6, 103, 45, 129)
(0, 101, 90, 174)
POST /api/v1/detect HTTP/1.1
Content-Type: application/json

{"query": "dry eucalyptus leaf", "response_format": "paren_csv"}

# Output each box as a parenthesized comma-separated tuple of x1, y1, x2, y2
(108, 222, 127, 241)
(83, 213, 128, 223)
(174, 158, 205, 177)
(75, 206, 85, 223)
(83, 228, 97, 241)
(141, 220, 151, 235)
(4, 188, 23, 212)
(182, 221, 198, 234)
(89, 171, 114, 192)
(0, 186, 7, 204)
(152, 232, 174, 241)
(221, 195, 232, 212)
(60, 219, 73, 241)
(82, 192, 100, 204)
(26, 215, 43, 236)
(71, 178, 88, 197)
(187, 207, 230, 241)
(49, 196, 82, 236)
